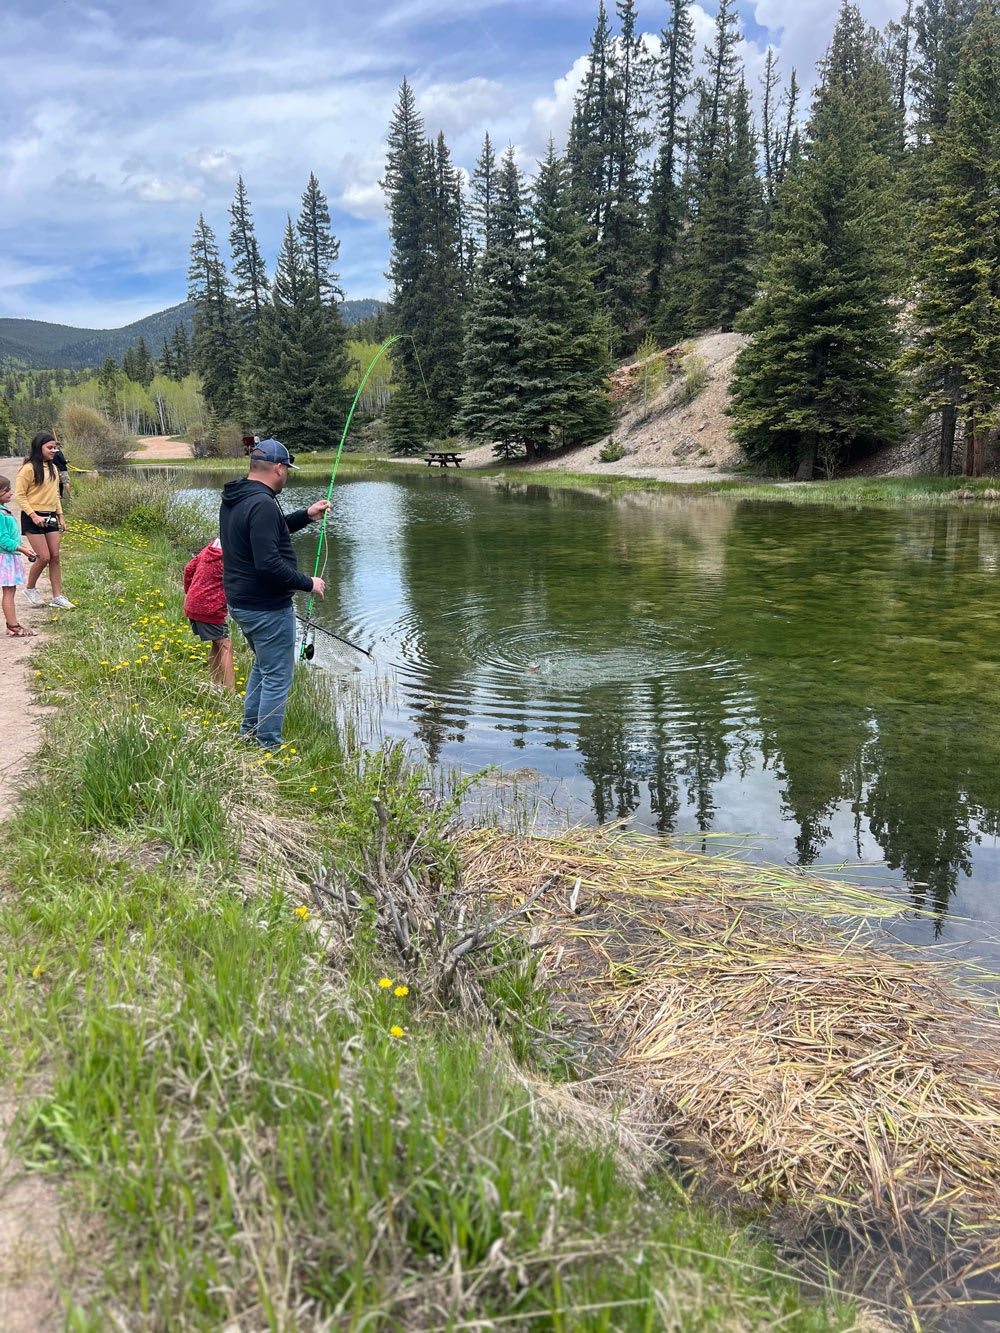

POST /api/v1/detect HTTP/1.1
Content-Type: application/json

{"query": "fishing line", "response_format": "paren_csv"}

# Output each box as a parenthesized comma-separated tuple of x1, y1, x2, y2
(299, 332, 430, 662)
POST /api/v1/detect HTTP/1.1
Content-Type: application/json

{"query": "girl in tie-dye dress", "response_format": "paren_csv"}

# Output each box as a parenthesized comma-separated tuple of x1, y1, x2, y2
(0, 476, 39, 637)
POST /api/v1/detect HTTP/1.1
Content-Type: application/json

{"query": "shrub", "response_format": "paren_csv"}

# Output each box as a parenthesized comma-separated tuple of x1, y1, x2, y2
(71, 475, 213, 550)
(681, 350, 710, 402)
(206, 422, 245, 460)
(599, 437, 626, 463)
(57, 403, 132, 469)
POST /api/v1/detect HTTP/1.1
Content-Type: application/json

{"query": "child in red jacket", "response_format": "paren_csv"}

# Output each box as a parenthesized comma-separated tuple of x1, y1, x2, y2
(183, 538, 235, 690)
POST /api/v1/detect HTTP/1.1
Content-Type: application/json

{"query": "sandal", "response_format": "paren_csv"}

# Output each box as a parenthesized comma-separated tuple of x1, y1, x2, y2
(6, 623, 37, 637)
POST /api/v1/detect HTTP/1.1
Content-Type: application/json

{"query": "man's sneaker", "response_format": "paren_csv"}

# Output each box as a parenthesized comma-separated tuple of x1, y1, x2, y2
(23, 588, 45, 607)
(50, 595, 75, 610)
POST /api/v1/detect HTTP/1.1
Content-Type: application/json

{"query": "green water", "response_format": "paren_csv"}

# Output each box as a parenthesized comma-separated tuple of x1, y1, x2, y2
(183, 471, 1000, 956)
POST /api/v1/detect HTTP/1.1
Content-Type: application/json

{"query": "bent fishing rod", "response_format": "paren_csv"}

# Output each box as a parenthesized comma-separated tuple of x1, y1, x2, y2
(298, 332, 429, 663)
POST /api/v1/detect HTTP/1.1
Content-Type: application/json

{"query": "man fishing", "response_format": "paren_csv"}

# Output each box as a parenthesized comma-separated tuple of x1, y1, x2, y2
(219, 439, 329, 751)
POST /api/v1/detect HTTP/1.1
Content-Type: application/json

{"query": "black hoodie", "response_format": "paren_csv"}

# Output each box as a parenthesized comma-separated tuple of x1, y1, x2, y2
(219, 477, 313, 611)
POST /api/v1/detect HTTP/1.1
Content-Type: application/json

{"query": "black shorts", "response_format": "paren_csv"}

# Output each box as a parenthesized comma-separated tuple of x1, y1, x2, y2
(189, 619, 229, 641)
(21, 510, 60, 536)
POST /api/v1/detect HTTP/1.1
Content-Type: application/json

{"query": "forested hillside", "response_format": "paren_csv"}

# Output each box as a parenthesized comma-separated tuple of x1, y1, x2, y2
(0, 298, 382, 371)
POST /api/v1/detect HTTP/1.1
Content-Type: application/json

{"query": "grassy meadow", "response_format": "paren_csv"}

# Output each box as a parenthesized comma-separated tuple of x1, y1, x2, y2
(0, 475, 878, 1329)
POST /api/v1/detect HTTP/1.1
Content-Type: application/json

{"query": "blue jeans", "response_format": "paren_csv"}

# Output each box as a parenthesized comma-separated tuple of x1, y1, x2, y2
(229, 603, 296, 750)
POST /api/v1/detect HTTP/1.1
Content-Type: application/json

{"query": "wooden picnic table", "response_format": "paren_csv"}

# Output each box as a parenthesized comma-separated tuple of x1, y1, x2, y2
(424, 451, 463, 467)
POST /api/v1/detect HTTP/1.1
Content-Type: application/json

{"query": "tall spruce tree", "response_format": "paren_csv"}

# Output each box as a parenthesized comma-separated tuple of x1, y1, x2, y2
(903, 0, 1000, 476)
(456, 149, 530, 457)
(685, 79, 761, 331)
(297, 172, 344, 306)
(383, 82, 435, 423)
(682, 0, 758, 334)
(135, 336, 154, 387)
(567, 2, 615, 246)
(423, 133, 466, 431)
(187, 214, 239, 419)
(249, 217, 348, 451)
(469, 132, 498, 258)
(646, 0, 695, 328)
(158, 337, 175, 380)
(520, 144, 613, 455)
(229, 176, 269, 341)
(599, 0, 653, 350)
(728, 4, 900, 477)
(171, 322, 191, 379)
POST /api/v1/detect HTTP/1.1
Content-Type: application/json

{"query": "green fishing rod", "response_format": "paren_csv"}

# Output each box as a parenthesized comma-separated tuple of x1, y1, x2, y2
(299, 333, 429, 661)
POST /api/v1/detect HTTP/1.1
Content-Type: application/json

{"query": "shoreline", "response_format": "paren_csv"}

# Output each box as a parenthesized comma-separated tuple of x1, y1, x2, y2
(123, 444, 1000, 507)
(0, 477, 897, 1330)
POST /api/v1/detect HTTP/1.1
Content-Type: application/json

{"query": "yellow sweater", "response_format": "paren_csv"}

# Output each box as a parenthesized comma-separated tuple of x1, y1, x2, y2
(14, 463, 63, 519)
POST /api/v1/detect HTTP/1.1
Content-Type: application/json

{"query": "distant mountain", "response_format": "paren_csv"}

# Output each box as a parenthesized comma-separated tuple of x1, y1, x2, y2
(0, 298, 385, 370)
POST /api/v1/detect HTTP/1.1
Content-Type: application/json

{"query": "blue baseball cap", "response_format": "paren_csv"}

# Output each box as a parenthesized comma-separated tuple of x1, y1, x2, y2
(250, 439, 298, 469)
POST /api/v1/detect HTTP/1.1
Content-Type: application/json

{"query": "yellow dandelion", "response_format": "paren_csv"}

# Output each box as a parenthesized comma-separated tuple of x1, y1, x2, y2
(389, 1025, 404, 1039)
(377, 977, 393, 989)
(295, 905, 308, 919)
(394, 985, 409, 997)
(309, 786, 318, 793)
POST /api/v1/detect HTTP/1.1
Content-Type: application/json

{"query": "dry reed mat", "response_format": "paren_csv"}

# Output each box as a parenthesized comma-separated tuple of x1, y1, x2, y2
(458, 826, 1000, 1325)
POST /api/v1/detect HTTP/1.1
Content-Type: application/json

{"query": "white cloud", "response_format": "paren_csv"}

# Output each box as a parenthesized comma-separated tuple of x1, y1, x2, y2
(136, 176, 204, 204)
(523, 54, 588, 157)
(418, 78, 511, 137)
(186, 147, 240, 180)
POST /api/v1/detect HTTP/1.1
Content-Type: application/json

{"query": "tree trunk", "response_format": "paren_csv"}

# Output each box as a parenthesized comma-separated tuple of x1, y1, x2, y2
(940, 402, 957, 476)
(795, 436, 817, 480)
(962, 413, 976, 476)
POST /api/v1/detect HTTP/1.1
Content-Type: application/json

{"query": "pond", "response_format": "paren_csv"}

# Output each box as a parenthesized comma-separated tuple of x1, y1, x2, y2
(178, 470, 1000, 965)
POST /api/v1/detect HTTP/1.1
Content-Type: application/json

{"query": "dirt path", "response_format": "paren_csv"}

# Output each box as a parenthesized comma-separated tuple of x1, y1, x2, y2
(0, 459, 64, 1330)
(128, 434, 192, 460)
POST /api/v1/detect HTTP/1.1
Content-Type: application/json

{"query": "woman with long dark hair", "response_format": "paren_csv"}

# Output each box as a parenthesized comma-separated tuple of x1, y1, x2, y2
(14, 431, 74, 609)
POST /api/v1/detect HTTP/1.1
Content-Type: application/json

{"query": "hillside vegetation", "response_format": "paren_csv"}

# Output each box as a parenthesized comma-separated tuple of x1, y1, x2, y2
(0, 298, 383, 370)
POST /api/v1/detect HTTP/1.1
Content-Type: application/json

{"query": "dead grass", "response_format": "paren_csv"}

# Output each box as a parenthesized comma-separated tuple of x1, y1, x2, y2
(459, 825, 1000, 1320)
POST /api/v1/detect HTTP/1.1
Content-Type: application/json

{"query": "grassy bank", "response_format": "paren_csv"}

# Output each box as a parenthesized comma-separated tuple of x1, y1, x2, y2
(126, 452, 1000, 509)
(0, 482, 870, 1328)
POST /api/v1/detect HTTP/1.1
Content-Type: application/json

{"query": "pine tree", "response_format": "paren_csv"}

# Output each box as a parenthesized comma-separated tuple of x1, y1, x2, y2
(599, 0, 654, 350)
(384, 377, 428, 454)
(519, 143, 614, 455)
(646, 0, 695, 326)
(122, 345, 139, 383)
(171, 322, 191, 379)
(469, 132, 498, 259)
(99, 355, 122, 420)
(686, 80, 761, 331)
(229, 176, 269, 341)
(249, 218, 349, 452)
(159, 337, 175, 380)
(728, 4, 901, 478)
(296, 172, 344, 306)
(383, 81, 434, 423)
(187, 215, 239, 419)
(903, 0, 1000, 476)
(423, 133, 466, 431)
(456, 149, 530, 457)
(567, 2, 616, 246)
(135, 336, 154, 387)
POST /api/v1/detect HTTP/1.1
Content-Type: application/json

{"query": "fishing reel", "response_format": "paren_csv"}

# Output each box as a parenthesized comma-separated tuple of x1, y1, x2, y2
(300, 622, 316, 661)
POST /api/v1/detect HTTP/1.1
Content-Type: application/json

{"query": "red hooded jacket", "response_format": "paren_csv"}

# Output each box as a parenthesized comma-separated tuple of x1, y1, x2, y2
(183, 541, 228, 623)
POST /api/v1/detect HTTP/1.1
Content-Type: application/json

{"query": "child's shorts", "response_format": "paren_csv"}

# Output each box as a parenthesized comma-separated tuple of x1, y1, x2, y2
(189, 619, 229, 641)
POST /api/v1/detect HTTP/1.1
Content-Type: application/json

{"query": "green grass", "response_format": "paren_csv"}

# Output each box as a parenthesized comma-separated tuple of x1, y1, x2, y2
(0, 517, 868, 1329)
(124, 451, 1000, 510)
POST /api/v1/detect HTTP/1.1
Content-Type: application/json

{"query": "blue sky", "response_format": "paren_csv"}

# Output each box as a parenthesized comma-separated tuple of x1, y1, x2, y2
(0, 0, 906, 330)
